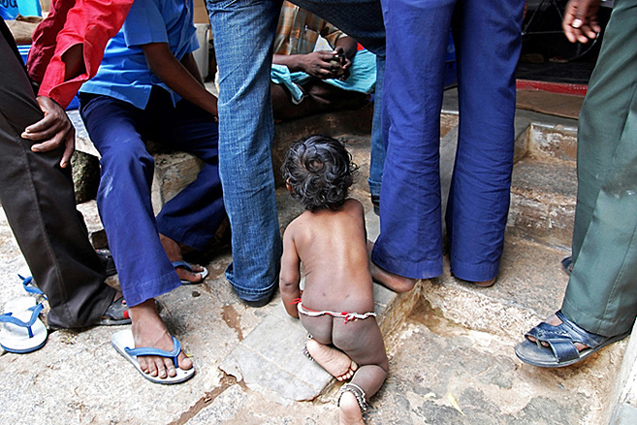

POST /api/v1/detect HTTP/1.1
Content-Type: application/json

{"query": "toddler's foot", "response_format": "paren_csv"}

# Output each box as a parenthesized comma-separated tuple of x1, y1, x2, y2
(339, 391, 365, 425)
(367, 241, 417, 293)
(306, 338, 357, 381)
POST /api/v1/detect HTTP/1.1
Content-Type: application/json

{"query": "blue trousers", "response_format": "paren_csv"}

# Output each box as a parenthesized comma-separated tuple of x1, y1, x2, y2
(206, 0, 385, 303)
(372, 0, 525, 281)
(79, 89, 224, 307)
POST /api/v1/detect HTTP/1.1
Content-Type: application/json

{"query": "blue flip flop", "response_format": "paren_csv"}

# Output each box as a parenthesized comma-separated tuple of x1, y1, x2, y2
(111, 329, 195, 384)
(19, 274, 46, 298)
(0, 297, 48, 354)
(515, 310, 630, 368)
(172, 261, 209, 285)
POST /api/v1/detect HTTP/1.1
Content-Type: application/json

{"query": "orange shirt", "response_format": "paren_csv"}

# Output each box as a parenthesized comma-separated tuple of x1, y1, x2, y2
(273, 1, 346, 56)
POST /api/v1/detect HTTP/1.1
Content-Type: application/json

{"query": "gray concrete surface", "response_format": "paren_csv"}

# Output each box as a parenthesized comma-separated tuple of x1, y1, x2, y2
(0, 101, 633, 424)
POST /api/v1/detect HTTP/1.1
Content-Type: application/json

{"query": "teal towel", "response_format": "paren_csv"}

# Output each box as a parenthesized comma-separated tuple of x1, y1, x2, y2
(271, 49, 377, 104)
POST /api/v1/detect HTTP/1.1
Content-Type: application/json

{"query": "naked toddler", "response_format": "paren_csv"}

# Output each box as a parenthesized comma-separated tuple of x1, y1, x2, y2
(280, 135, 388, 425)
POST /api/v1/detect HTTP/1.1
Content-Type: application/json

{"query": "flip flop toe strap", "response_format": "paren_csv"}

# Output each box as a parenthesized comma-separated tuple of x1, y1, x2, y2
(19, 274, 46, 298)
(125, 336, 181, 368)
(172, 261, 195, 273)
(0, 304, 44, 338)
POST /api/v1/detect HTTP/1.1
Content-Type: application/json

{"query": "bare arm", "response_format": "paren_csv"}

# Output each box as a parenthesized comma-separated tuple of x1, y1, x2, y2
(142, 43, 218, 117)
(562, 0, 602, 44)
(280, 229, 301, 318)
(273, 50, 341, 79)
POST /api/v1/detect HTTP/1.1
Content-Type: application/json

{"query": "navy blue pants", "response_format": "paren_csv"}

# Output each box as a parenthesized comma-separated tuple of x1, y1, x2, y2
(372, 0, 525, 281)
(80, 88, 224, 306)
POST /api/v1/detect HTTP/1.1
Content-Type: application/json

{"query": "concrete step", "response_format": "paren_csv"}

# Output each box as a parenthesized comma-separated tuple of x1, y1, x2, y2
(527, 120, 578, 163)
(508, 156, 577, 249)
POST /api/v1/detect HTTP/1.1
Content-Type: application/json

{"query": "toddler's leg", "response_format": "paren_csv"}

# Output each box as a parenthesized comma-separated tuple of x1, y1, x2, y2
(300, 314, 358, 381)
(333, 319, 389, 425)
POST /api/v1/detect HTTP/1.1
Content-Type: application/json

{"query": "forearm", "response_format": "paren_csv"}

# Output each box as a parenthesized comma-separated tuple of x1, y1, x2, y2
(62, 44, 86, 81)
(280, 282, 301, 318)
(180, 52, 204, 86)
(144, 44, 217, 116)
(273, 53, 306, 73)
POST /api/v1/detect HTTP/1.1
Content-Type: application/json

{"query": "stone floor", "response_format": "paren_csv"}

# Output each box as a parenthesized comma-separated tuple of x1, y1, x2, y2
(0, 97, 630, 424)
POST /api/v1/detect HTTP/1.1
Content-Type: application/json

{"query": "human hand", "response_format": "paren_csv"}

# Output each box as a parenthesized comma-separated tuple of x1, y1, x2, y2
(562, 0, 602, 44)
(22, 97, 75, 168)
(299, 50, 344, 79)
(331, 46, 352, 81)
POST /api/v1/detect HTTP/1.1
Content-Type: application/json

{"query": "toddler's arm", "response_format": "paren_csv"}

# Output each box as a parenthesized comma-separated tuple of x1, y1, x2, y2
(280, 228, 301, 318)
(142, 43, 218, 118)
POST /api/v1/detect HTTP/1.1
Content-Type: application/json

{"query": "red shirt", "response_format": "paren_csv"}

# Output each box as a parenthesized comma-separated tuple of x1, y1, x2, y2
(27, 0, 133, 108)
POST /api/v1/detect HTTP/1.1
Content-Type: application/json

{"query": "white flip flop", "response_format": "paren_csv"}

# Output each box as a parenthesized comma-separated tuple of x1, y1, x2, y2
(111, 329, 195, 384)
(172, 261, 209, 285)
(0, 297, 48, 354)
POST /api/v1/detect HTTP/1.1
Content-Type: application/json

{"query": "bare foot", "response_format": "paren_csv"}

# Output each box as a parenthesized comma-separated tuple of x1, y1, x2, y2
(469, 277, 496, 287)
(527, 314, 588, 351)
(367, 241, 417, 293)
(129, 299, 193, 379)
(159, 234, 206, 283)
(306, 338, 358, 381)
(339, 391, 365, 425)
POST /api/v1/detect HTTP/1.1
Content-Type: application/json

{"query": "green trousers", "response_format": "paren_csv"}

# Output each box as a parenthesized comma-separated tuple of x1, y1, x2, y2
(562, 0, 637, 337)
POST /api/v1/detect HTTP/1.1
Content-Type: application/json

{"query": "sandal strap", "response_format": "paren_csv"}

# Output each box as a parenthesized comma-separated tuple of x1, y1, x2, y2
(338, 382, 369, 412)
(102, 296, 129, 321)
(525, 310, 607, 363)
(125, 336, 181, 368)
(0, 303, 44, 338)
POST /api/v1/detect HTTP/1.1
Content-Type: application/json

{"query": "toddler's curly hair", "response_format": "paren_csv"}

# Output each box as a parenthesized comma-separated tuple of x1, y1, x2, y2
(281, 135, 358, 212)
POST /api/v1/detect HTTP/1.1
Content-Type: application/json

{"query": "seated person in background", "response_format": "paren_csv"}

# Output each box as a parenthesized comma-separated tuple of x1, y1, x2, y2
(77, 0, 224, 383)
(280, 135, 388, 425)
(270, 1, 376, 121)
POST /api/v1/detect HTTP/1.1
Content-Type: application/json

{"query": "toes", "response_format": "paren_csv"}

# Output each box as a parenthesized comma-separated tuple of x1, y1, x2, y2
(164, 357, 177, 378)
(178, 352, 194, 370)
(154, 357, 169, 379)
(142, 357, 159, 377)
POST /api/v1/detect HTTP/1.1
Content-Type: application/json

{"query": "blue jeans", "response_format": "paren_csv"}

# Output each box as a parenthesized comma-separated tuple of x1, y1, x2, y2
(80, 89, 225, 306)
(206, 0, 283, 303)
(206, 0, 386, 302)
(368, 54, 386, 199)
(372, 0, 525, 281)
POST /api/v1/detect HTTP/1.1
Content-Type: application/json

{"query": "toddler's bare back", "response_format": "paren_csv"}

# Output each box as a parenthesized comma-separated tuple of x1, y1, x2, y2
(287, 199, 374, 313)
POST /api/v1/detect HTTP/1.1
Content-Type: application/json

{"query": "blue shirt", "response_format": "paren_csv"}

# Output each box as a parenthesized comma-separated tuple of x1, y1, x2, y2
(80, 0, 199, 109)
